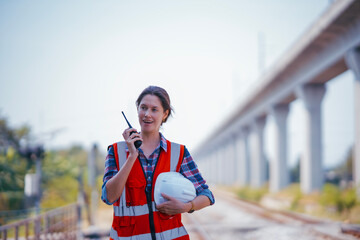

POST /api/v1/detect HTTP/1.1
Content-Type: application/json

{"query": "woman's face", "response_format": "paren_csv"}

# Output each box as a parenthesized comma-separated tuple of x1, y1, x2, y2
(137, 94, 168, 135)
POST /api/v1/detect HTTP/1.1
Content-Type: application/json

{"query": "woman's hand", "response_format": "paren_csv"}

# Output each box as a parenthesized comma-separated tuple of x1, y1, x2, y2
(156, 193, 191, 215)
(122, 128, 143, 157)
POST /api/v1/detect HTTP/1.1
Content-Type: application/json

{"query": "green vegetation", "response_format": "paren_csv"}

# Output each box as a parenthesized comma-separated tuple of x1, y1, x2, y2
(40, 146, 87, 209)
(236, 185, 268, 202)
(0, 114, 104, 225)
(0, 116, 30, 212)
(234, 183, 360, 223)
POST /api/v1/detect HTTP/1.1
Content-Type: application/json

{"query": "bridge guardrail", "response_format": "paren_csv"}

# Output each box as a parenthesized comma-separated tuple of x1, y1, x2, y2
(0, 203, 82, 240)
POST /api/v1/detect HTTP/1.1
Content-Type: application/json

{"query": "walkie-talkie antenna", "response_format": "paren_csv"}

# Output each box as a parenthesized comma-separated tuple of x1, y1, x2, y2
(122, 111, 133, 128)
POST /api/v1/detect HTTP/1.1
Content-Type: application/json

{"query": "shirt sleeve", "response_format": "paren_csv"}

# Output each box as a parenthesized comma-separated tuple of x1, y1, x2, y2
(101, 145, 119, 205)
(179, 146, 215, 205)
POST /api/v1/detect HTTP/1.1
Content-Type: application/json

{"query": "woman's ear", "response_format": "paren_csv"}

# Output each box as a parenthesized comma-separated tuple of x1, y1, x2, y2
(163, 110, 169, 122)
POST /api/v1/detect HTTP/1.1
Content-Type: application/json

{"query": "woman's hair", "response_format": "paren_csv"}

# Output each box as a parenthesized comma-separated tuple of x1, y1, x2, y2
(136, 86, 173, 123)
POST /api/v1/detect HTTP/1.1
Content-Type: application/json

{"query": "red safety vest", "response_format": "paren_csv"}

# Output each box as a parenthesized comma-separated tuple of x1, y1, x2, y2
(109, 140, 190, 240)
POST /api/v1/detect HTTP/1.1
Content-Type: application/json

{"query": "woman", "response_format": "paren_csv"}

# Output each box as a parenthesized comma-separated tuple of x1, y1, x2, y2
(101, 86, 215, 240)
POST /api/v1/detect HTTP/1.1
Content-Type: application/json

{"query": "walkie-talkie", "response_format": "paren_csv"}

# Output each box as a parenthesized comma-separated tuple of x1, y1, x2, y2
(121, 111, 142, 149)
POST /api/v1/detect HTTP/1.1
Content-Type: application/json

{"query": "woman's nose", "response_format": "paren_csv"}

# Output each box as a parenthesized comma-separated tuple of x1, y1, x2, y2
(145, 110, 150, 116)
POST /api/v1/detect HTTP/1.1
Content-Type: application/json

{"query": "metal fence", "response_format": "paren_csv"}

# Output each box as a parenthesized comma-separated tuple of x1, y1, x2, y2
(0, 203, 82, 240)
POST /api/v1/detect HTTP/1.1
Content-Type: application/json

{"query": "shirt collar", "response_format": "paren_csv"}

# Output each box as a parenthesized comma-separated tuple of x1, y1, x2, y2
(125, 132, 168, 152)
(159, 132, 168, 152)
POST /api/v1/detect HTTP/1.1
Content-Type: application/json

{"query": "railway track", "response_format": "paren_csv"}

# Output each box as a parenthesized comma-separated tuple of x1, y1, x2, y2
(182, 188, 360, 240)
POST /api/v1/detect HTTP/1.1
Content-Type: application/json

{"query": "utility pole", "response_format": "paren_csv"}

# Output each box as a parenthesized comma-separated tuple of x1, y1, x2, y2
(87, 143, 98, 226)
(23, 145, 44, 213)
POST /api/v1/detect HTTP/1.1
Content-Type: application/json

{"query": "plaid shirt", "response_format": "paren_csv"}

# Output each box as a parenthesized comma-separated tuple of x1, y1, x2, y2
(101, 133, 214, 205)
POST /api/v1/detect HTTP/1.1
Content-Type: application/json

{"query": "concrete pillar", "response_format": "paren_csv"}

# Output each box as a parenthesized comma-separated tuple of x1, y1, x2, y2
(223, 143, 229, 185)
(232, 133, 240, 186)
(270, 104, 290, 192)
(216, 146, 223, 184)
(228, 137, 237, 184)
(208, 152, 213, 184)
(296, 83, 326, 194)
(252, 116, 267, 188)
(222, 144, 228, 185)
(222, 142, 227, 184)
(201, 155, 207, 182)
(211, 152, 216, 183)
(211, 151, 216, 183)
(206, 154, 211, 181)
(345, 47, 360, 197)
(200, 155, 208, 181)
(217, 146, 225, 185)
(224, 142, 230, 185)
(207, 152, 212, 183)
(226, 140, 234, 185)
(213, 148, 218, 184)
(239, 126, 251, 186)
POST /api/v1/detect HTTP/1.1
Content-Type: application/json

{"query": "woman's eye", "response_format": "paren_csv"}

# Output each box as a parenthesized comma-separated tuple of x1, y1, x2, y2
(141, 106, 146, 110)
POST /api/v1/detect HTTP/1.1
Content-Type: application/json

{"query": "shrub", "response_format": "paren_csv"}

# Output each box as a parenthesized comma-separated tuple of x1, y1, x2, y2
(237, 186, 268, 202)
(41, 175, 79, 208)
(319, 184, 341, 211)
(341, 188, 357, 212)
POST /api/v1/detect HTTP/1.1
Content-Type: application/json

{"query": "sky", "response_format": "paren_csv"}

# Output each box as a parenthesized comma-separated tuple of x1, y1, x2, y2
(0, 0, 355, 169)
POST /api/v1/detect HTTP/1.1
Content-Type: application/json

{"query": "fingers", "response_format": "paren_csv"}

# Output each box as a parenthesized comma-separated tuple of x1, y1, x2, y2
(156, 203, 173, 215)
(156, 194, 172, 210)
(161, 193, 174, 201)
(156, 193, 185, 215)
(156, 202, 165, 209)
(122, 128, 143, 152)
(122, 128, 138, 140)
(156, 201, 183, 215)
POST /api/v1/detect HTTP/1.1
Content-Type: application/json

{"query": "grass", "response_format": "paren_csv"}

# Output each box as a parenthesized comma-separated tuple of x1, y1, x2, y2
(231, 183, 360, 224)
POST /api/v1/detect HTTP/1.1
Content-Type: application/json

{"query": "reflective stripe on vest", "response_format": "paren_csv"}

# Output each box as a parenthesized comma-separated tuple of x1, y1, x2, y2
(114, 201, 156, 217)
(170, 142, 181, 172)
(110, 225, 188, 240)
(115, 142, 127, 207)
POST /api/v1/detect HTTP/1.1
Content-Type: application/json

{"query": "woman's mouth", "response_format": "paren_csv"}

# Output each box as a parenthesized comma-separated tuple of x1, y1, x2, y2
(143, 120, 153, 124)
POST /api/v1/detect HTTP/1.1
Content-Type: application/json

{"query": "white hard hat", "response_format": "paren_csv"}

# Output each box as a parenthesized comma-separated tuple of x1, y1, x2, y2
(154, 172, 196, 205)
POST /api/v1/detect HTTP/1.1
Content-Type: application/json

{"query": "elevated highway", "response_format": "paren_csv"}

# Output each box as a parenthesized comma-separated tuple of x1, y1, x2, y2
(194, 0, 360, 194)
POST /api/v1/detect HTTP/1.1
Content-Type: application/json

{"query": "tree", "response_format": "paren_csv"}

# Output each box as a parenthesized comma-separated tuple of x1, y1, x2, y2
(0, 114, 31, 214)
